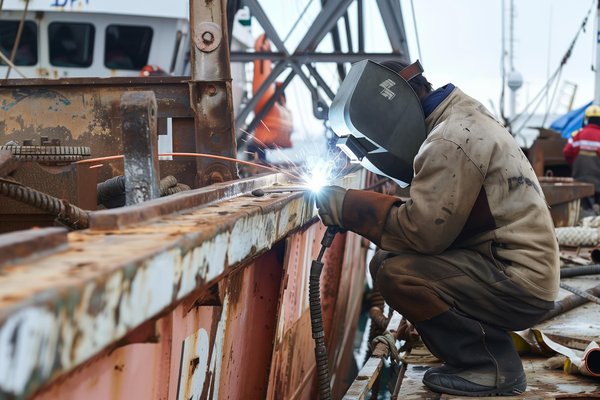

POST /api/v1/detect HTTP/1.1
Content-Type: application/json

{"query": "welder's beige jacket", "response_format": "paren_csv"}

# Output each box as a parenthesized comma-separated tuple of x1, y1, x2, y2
(346, 88, 559, 301)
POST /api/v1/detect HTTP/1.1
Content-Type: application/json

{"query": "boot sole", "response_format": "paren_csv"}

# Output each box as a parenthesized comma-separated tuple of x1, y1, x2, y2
(423, 375, 527, 397)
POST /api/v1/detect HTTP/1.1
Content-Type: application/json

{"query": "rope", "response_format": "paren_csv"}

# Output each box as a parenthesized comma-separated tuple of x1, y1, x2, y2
(555, 226, 599, 247)
(370, 330, 403, 364)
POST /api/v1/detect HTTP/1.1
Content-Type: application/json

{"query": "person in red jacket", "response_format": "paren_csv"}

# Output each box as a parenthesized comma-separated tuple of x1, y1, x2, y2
(563, 104, 600, 210)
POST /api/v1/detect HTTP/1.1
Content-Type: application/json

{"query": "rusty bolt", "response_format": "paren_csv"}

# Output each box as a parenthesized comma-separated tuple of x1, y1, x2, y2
(201, 31, 214, 44)
(207, 85, 217, 97)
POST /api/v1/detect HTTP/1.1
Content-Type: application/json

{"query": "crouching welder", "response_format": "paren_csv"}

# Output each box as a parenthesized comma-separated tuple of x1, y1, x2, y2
(317, 60, 559, 396)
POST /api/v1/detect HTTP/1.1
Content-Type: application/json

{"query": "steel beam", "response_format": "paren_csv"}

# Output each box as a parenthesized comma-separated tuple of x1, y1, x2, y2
(189, 0, 238, 186)
(230, 51, 409, 64)
(234, 60, 289, 132)
(375, 0, 409, 56)
(120, 91, 161, 205)
(244, 0, 289, 55)
(295, 0, 355, 52)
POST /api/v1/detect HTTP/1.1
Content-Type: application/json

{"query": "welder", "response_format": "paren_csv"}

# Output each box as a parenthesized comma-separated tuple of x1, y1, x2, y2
(317, 60, 559, 396)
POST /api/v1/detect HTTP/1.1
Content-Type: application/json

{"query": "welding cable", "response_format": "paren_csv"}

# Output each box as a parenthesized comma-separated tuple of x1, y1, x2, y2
(560, 265, 600, 278)
(0, 178, 89, 229)
(309, 227, 341, 400)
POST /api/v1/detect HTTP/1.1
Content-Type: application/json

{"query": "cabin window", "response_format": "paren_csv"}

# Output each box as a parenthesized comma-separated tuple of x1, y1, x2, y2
(104, 25, 153, 70)
(48, 22, 95, 68)
(0, 21, 38, 66)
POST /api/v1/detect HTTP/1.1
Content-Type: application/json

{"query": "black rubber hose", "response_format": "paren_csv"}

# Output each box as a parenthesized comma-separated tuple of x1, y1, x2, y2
(309, 259, 331, 400)
(0, 179, 89, 229)
(308, 227, 339, 400)
(560, 265, 600, 278)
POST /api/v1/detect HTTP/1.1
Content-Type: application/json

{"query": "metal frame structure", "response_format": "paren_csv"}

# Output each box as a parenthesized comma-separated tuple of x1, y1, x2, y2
(233, 0, 410, 140)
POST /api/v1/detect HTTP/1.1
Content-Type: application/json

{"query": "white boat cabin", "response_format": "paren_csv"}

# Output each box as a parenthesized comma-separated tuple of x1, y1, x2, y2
(0, 0, 191, 79)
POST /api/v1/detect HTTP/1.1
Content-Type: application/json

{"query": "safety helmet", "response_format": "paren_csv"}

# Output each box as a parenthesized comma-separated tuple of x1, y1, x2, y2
(585, 105, 600, 119)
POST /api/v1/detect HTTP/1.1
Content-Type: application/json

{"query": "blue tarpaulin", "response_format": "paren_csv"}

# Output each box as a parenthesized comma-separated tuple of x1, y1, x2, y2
(549, 101, 592, 138)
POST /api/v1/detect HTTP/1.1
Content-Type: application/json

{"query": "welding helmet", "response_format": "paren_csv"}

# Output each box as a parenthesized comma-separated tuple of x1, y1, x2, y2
(329, 60, 426, 187)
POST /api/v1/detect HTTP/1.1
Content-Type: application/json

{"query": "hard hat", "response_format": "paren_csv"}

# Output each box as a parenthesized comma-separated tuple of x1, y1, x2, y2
(329, 60, 426, 187)
(585, 105, 600, 118)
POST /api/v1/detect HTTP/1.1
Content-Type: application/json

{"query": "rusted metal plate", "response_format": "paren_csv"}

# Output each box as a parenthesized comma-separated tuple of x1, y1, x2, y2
(0, 77, 195, 186)
(0, 175, 316, 399)
(0, 150, 19, 178)
(89, 173, 286, 229)
(266, 224, 324, 400)
(540, 180, 594, 227)
(0, 227, 67, 268)
(541, 179, 595, 206)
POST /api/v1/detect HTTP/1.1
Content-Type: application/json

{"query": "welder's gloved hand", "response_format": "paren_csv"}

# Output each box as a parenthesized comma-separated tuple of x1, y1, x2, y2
(315, 185, 347, 228)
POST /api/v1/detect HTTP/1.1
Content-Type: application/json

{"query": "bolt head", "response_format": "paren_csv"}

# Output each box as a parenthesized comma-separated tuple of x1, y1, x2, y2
(201, 31, 214, 44)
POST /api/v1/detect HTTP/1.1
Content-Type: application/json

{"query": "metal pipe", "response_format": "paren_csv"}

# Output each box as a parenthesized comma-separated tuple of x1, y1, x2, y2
(560, 265, 600, 278)
(541, 282, 600, 321)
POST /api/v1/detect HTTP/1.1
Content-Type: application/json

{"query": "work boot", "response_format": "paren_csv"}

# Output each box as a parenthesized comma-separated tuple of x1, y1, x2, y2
(414, 309, 526, 397)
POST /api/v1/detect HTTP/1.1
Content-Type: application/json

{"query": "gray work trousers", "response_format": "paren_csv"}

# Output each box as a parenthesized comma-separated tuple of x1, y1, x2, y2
(369, 245, 554, 331)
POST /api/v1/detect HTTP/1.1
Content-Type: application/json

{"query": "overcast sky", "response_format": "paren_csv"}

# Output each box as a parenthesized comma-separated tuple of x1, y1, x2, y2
(400, 0, 597, 117)
(255, 0, 598, 145)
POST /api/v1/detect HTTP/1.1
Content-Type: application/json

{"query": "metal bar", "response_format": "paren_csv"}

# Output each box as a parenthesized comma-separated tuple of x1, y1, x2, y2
(90, 173, 287, 230)
(289, 63, 329, 119)
(120, 91, 161, 205)
(541, 282, 600, 321)
(246, 70, 296, 135)
(295, 0, 355, 52)
(343, 313, 403, 399)
(304, 63, 336, 100)
(343, 11, 354, 53)
(357, 0, 364, 52)
(189, 0, 238, 186)
(234, 60, 288, 131)
(230, 51, 408, 63)
(244, 0, 289, 55)
(0, 227, 67, 268)
(322, 0, 346, 80)
(375, 0, 409, 56)
(4, 0, 29, 78)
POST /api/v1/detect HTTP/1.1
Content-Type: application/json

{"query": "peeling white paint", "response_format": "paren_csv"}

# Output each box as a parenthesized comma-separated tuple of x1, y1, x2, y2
(119, 249, 176, 331)
(228, 212, 276, 264)
(0, 307, 58, 395)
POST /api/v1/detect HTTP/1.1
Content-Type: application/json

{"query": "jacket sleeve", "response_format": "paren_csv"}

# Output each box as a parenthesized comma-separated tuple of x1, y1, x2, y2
(379, 137, 487, 254)
(563, 130, 579, 165)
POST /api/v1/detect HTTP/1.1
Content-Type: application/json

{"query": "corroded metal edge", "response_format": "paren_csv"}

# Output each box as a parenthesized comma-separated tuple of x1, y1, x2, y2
(89, 173, 286, 230)
(0, 177, 316, 399)
(0, 227, 68, 268)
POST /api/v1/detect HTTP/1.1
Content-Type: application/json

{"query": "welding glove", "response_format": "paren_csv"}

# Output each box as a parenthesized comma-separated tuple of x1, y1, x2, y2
(317, 186, 404, 246)
(315, 185, 347, 228)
